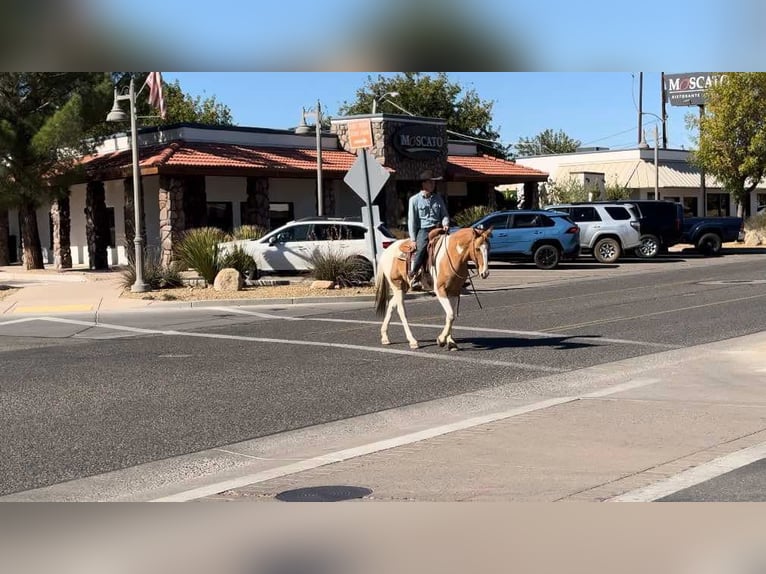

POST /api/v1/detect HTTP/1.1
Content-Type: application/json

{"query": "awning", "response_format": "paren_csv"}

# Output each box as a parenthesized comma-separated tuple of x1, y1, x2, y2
(554, 159, 720, 189)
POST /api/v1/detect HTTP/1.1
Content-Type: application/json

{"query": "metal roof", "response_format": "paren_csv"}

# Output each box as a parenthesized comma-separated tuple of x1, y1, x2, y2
(555, 159, 722, 189)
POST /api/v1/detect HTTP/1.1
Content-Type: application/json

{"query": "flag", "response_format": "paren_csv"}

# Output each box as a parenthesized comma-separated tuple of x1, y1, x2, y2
(144, 72, 166, 119)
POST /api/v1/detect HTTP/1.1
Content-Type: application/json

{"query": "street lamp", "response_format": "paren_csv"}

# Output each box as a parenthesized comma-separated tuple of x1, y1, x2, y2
(106, 76, 149, 292)
(371, 91, 399, 114)
(295, 99, 323, 216)
(639, 112, 663, 201)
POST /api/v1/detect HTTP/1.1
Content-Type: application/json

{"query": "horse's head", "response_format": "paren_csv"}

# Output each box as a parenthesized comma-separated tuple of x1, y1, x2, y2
(471, 226, 493, 279)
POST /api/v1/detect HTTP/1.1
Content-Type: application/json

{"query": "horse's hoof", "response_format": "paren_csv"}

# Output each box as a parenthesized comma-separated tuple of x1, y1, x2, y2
(449, 346, 459, 352)
(437, 338, 446, 347)
(409, 342, 419, 349)
(381, 339, 391, 346)
(448, 341, 459, 351)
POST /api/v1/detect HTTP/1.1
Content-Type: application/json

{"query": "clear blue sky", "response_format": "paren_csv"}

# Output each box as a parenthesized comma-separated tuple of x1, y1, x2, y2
(163, 72, 696, 152)
(85, 0, 761, 153)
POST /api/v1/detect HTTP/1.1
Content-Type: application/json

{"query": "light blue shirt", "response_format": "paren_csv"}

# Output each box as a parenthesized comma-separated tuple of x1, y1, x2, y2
(408, 191, 449, 241)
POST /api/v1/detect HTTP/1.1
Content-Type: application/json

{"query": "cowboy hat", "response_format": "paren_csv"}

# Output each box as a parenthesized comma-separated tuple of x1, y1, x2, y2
(418, 169, 443, 181)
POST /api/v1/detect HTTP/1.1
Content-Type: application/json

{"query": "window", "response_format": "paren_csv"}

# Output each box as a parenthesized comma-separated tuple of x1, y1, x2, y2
(706, 193, 730, 217)
(513, 213, 543, 228)
(275, 224, 310, 243)
(207, 202, 233, 232)
(106, 207, 116, 247)
(269, 202, 294, 230)
(570, 207, 601, 222)
(605, 206, 631, 220)
(483, 214, 510, 229)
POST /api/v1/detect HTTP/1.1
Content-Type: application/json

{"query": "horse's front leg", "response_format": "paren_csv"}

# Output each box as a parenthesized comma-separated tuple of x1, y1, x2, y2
(435, 294, 460, 351)
(380, 293, 395, 346)
(392, 288, 419, 349)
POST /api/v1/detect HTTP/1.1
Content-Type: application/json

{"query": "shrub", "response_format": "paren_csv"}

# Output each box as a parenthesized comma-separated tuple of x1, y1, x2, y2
(219, 245, 257, 278)
(119, 247, 182, 290)
(229, 225, 267, 240)
(745, 211, 766, 231)
(453, 205, 495, 227)
(309, 248, 372, 287)
(175, 227, 228, 284)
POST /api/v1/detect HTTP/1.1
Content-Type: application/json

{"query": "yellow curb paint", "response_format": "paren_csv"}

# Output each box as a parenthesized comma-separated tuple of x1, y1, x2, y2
(14, 304, 93, 313)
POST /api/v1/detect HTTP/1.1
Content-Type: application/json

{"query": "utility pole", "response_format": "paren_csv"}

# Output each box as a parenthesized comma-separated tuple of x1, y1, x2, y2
(638, 72, 644, 145)
(660, 72, 668, 149)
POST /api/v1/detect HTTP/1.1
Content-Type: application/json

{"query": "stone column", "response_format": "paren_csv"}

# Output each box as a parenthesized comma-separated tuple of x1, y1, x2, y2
(522, 181, 540, 210)
(159, 175, 187, 268)
(85, 181, 109, 270)
(486, 183, 498, 209)
(244, 176, 269, 228)
(51, 192, 72, 270)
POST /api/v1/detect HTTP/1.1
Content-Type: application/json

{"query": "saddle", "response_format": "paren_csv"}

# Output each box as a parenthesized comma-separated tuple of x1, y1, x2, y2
(398, 228, 447, 279)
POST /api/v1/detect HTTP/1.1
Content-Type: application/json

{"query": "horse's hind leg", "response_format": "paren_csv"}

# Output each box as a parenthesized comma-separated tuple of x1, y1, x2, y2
(380, 293, 395, 346)
(393, 288, 419, 349)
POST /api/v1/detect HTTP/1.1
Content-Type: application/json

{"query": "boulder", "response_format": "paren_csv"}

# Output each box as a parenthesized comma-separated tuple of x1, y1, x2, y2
(310, 280, 335, 290)
(213, 268, 243, 292)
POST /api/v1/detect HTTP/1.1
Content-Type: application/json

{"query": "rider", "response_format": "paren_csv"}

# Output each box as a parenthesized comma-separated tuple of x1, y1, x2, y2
(407, 169, 450, 289)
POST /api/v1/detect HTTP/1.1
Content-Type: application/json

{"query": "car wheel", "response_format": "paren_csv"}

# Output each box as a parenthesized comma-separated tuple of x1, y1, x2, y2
(593, 237, 621, 263)
(533, 244, 560, 270)
(635, 234, 660, 258)
(696, 232, 722, 256)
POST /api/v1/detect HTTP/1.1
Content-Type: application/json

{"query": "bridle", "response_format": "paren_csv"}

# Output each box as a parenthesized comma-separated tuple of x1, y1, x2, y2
(443, 231, 487, 281)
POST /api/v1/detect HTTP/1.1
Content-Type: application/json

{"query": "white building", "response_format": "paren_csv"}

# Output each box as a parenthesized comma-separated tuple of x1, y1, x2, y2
(513, 146, 766, 218)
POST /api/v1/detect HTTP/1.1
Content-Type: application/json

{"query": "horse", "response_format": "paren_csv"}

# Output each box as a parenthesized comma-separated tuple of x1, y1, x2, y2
(374, 226, 492, 351)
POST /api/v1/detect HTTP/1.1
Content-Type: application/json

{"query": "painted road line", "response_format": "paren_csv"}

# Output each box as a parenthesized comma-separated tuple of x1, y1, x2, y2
(213, 307, 677, 350)
(13, 304, 93, 313)
(152, 377, 664, 502)
(33, 317, 566, 373)
(608, 441, 766, 502)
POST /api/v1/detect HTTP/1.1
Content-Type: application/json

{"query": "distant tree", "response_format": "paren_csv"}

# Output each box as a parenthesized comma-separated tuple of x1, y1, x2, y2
(688, 72, 766, 217)
(339, 72, 508, 158)
(515, 129, 581, 157)
(0, 73, 113, 269)
(111, 73, 234, 126)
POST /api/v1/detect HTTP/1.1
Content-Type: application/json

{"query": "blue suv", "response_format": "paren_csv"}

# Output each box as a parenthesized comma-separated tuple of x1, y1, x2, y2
(460, 210, 580, 269)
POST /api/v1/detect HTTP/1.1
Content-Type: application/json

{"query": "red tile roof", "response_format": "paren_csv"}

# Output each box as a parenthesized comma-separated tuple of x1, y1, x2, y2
(82, 141, 547, 183)
(83, 141, 358, 178)
(447, 154, 548, 181)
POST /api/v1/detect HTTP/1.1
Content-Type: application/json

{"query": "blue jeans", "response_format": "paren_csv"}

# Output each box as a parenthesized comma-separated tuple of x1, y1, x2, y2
(411, 227, 434, 276)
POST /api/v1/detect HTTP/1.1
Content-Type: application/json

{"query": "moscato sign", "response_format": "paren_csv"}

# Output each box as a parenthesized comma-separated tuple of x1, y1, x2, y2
(664, 72, 728, 107)
(392, 125, 444, 159)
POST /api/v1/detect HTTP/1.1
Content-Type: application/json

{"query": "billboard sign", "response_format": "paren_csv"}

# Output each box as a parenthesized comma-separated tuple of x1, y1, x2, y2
(664, 72, 728, 107)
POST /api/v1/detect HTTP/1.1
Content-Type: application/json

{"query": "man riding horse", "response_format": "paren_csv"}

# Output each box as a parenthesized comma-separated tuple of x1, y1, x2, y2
(407, 169, 450, 291)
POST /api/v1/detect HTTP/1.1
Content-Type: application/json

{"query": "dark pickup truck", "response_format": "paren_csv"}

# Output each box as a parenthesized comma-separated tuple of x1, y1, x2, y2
(680, 216, 745, 256)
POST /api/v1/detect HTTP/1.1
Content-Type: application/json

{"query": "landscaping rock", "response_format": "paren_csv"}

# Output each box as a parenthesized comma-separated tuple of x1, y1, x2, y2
(213, 268, 244, 292)
(310, 280, 335, 290)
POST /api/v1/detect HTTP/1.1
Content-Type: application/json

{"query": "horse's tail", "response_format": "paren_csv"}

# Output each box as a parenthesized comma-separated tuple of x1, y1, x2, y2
(374, 271, 389, 317)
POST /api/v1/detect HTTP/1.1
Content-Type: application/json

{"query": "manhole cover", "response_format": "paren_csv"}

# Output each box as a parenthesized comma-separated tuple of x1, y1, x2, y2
(275, 485, 372, 502)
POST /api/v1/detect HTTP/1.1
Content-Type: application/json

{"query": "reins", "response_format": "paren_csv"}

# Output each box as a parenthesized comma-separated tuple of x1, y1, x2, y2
(439, 231, 484, 312)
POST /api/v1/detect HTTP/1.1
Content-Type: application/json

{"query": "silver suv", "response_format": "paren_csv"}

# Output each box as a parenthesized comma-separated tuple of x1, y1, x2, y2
(545, 203, 642, 263)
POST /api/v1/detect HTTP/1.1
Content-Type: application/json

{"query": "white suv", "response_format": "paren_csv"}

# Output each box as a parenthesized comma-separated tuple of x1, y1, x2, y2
(218, 217, 395, 277)
(545, 203, 642, 263)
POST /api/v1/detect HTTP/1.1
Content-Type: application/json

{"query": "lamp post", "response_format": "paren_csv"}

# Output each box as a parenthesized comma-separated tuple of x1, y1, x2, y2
(106, 76, 149, 292)
(371, 91, 399, 114)
(640, 112, 663, 201)
(295, 99, 323, 216)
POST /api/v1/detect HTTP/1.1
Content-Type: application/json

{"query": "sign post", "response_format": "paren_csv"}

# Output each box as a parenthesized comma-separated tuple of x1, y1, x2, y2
(343, 147, 389, 281)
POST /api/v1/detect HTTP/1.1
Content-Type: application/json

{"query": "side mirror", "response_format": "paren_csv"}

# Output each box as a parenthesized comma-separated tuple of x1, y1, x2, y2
(268, 236, 277, 245)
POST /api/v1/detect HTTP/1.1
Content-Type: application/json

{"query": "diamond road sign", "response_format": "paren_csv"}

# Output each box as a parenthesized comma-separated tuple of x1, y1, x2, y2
(343, 149, 389, 204)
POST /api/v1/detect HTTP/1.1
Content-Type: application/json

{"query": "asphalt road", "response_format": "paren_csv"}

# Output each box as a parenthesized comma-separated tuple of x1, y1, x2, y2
(1, 252, 766, 497)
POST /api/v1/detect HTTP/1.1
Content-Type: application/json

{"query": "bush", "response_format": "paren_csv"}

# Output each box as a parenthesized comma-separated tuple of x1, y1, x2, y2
(175, 227, 229, 284)
(229, 225, 267, 240)
(453, 205, 495, 227)
(119, 247, 182, 290)
(745, 211, 766, 231)
(219, 245, 257, 278)
(309, 248, 372, 287)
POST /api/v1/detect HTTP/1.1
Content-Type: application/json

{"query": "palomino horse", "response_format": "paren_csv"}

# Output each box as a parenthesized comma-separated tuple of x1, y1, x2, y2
(374, 226, 492, 351)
